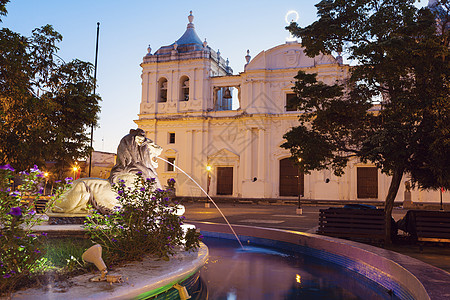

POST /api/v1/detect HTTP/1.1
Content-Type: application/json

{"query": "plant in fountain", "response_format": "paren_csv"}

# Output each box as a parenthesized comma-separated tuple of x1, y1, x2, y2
(0, 165, 70, 294)
(85, 174, 201, 263)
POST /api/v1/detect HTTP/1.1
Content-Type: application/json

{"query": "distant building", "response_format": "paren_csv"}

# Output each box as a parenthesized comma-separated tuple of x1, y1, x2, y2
(136, 11, 447, 204)
(79, 151, 116, 179)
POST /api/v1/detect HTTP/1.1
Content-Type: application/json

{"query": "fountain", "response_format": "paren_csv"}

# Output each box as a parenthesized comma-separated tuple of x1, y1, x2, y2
(11, 128, 449, 299)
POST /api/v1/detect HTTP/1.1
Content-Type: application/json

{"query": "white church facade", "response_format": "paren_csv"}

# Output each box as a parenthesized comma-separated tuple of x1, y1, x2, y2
(135, 12, 446, 204)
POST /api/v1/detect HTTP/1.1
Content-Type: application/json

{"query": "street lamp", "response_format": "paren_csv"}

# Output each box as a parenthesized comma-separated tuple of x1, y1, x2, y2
(297, 157, 303, 215)
(206, 165, 212, 208)
(72, 165, 80, 180)
(43, 172, 49, 195)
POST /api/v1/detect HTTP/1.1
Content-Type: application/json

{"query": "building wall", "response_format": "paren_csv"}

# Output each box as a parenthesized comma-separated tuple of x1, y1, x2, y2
(136, 40, 449, 204)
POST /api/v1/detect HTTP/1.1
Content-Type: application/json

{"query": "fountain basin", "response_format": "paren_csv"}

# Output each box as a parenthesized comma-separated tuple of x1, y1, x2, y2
(190, 221, 450, 300)
(12, 240, 208, 300)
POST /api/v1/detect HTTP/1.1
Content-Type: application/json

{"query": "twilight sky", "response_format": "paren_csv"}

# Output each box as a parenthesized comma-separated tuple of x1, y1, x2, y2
(2, 0, 427, 153)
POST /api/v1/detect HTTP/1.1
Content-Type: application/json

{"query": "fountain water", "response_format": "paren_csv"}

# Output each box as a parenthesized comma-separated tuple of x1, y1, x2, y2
(156, 157, 244, 249)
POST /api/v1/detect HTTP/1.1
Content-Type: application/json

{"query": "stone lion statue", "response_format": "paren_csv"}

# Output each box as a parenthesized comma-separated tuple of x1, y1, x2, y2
(50, 129, 167, 215)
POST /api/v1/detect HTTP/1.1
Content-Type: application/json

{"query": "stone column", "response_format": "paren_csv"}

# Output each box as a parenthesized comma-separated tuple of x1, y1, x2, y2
(257, 128, 265, 180)
(244, 129, 252, 180)
(186, 130, 193, 173)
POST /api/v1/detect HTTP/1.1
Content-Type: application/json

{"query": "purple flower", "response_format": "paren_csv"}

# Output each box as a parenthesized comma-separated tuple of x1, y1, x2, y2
(140, 187, 145, 192)
(28, 209, 36, 215)
(55, 180, 62, 183)
(111, 238, 117, 242)
(199, 235, 204, 239)
(34, 249, 41, 253)
(0, 164, 15, 172)
(10, 191, 21, 197)
(37, 187, 44, 194)
(137, 171, 142, 175)
(117, 190, 123, 194)
(36, 173, 44, 178)
(30, 165, 40, 172)
(8, 207, 22, 216)
(41, 232, 47, 237)
(65, 177, 73, 183)
(168, 178, 176, 183)
(19, 171, 29, 175)
(3, 274, 11, 279)
(116, 196, 121, 200)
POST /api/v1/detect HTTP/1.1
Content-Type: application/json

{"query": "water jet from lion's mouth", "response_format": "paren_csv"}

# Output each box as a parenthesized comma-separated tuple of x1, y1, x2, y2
(156, 156, 244, 249)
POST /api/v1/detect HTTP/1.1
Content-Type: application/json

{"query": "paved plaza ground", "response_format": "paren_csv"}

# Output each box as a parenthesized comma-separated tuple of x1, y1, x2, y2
(183, 202, 450, 273)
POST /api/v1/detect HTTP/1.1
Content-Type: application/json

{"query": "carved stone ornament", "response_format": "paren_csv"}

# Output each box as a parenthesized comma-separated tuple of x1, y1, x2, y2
(284, 50, 300, 66)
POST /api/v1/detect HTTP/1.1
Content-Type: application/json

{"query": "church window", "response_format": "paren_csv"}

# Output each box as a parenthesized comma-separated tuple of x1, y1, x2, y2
(286, 93, 298, 111)
(169, 132, 175, 144)
(167, 157, 175, 172)
(180, 76, 189, 101)
(158, 78, 168, 102)
(215, 87, 233, 111)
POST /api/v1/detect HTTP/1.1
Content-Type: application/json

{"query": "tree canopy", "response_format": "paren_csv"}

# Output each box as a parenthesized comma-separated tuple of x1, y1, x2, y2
(0, 3, 100, 174)
(282, 0, 450, 242)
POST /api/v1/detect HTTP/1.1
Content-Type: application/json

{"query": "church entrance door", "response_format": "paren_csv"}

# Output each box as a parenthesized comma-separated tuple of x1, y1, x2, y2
(279, 158, 304, 197)
(357, 167, 378, 199)
(217, 167, 233, 195)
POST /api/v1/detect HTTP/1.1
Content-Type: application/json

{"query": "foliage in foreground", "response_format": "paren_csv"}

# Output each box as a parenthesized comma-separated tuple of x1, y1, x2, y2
(0, 165, 69, 294)
(85, 175, 202, 263)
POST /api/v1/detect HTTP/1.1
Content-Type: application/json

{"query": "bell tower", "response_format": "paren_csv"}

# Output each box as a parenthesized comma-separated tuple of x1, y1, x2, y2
(139, 11, 232, 116)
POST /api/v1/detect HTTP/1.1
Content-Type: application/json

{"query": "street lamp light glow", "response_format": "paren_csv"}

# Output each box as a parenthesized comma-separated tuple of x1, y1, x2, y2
(206, 165, 212, 172)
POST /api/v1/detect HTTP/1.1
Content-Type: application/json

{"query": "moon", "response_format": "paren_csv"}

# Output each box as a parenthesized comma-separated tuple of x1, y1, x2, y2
(285, 10, 299, 24)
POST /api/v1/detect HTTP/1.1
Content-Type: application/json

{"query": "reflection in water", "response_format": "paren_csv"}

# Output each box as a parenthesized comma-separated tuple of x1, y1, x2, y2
(197, 237, 400, 300)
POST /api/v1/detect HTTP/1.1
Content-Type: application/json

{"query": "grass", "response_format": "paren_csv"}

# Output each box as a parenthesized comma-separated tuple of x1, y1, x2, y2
(42, 237, 94, 270)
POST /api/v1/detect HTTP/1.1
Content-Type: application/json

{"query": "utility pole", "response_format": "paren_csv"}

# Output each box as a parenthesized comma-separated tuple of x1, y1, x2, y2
(89, 22, 100, 177)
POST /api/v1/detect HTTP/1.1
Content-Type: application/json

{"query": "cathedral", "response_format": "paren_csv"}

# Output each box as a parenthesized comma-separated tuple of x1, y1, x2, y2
(135, 11, 444, 204)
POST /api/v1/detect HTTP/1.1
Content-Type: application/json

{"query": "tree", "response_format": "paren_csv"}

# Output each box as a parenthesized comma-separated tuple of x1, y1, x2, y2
(0, 0, 8, 23)
(282, 0, 450, 243)
(0, 6, 100, 174)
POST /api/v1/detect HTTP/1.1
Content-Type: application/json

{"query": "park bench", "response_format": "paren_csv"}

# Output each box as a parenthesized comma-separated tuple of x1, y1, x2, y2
(405, 210, 450, 243)
(20, 196, 50, 213)
(318, 207, 386, 244)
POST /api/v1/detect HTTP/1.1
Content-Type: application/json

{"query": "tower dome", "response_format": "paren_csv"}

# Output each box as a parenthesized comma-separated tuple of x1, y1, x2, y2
(153, 11, 205, 56)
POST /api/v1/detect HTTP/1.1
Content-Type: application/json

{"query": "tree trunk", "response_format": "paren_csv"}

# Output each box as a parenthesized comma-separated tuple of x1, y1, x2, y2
(384, 166, 404, 244)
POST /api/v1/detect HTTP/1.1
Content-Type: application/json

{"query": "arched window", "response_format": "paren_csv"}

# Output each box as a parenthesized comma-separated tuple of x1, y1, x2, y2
(158, 77, 168, 102)
(180, 76, 189, 101)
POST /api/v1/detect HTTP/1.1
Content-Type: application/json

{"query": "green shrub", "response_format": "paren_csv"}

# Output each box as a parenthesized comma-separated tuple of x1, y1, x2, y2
(84, 174, 202, 263)
(0, 164, 69, 294)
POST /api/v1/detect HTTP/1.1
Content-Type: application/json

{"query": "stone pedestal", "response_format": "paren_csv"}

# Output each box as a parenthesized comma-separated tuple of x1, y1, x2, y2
(403, 191, 413, 209)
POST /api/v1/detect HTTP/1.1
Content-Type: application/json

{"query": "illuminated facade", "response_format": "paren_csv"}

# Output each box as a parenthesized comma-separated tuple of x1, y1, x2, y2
(135, 12, 445, 204)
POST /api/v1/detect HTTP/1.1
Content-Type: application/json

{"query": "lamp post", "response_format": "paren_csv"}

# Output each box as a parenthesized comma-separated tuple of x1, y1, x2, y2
(89, 22, 100, 177)
(206, 165, 212, 208)
(440, 187, 444, 211)
(43, 172, 49, 195)
(72, 165, 80, 180)
(296, 157, 303, 215)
